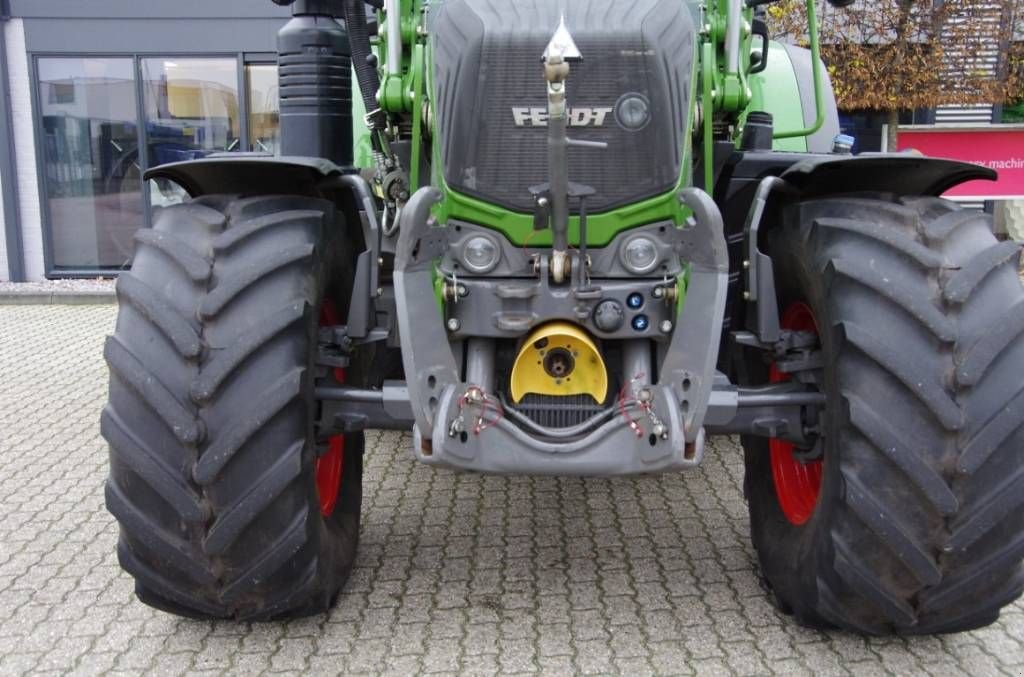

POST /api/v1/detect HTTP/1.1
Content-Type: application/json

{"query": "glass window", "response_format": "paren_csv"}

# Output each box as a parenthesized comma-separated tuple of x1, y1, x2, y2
(247, 64, 279, 154)
(37, 57, 141, 270)
(142, 58, 240, 211)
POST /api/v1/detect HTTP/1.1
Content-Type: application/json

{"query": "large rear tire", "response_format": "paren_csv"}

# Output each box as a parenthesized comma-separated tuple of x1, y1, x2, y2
(103, 194, 362, 620)
(743, 196, 1024, 634)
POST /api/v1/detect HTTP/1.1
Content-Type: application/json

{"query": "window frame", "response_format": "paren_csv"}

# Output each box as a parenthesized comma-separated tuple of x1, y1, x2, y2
(244, 59, 281, 155)
(30, 51, 275, 277)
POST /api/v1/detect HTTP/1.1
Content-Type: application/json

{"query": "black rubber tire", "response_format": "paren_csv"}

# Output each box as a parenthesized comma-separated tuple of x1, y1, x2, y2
(103, 194, 362, 620)
(743, 196, 1024, 634)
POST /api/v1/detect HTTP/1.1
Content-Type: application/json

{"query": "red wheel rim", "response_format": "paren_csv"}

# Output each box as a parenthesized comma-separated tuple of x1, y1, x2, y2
(316, 435, 344, 518)
(317, 299, 345, 518)
(770, 302, 823, 526)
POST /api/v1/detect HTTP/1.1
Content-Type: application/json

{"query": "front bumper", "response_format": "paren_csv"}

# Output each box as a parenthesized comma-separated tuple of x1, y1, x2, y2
(412, 383, 704, 475)
(393, 186, 727, 476)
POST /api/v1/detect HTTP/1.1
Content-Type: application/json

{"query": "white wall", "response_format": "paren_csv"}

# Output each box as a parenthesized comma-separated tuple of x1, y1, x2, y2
(0, 171, 8, 281)
(6, 18, 44, 281)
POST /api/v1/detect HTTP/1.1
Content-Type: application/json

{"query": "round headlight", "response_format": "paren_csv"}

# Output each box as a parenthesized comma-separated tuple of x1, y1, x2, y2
(615, 93, 652, 131)
(462, 235, 501, 273)
(621, 236, 659, 274)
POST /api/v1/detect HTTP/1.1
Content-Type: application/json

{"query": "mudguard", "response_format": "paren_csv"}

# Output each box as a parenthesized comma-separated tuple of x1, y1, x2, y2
(779, 154, 997, 198)
(143, 154, 349, 198)
(732, 154, 997, 345)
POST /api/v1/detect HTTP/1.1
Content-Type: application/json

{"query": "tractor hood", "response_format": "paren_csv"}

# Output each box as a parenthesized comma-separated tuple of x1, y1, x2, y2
(428, 0, 695, 214)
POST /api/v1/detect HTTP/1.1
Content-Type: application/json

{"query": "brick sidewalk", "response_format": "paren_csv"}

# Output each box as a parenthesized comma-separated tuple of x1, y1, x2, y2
(1, 305, 1021, 676)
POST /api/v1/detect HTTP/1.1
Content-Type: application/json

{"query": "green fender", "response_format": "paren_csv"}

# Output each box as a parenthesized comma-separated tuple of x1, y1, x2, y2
(747, 41, 841, 153)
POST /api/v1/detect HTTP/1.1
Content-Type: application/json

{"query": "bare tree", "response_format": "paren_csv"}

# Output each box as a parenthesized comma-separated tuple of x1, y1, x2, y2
(769, 0, 1022, 149)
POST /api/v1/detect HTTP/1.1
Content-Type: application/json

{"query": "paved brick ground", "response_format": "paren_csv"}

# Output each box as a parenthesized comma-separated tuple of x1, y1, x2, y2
(1, 304, 1023, 676)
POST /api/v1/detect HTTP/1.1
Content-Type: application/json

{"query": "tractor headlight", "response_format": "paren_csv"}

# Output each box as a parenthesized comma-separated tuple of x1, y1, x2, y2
(621, 235, 659, 274)
(462, 235, 501, 273)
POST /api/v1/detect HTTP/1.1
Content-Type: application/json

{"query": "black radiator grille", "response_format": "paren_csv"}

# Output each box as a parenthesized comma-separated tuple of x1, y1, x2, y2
(429, 0, 694, 214)
(509, 393, 608, 429)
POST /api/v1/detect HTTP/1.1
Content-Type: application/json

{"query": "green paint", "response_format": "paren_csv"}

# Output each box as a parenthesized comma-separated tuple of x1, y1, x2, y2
(705, 0, 755, 114)
(714, 0, 748, 112)
(409, 42, 425, 190)
(773, 0, 825, 140)
(432, 267, 444, 314)
(358, 0, 833, 328)
(676, 266, 690, 318)
(377, 0, 419, 114)
(746, 43, 808, 153)
(427, 37, 700, 246)
(434, 183, 690, 247)
(381, 0, 825, 246)
(351, 66, 373, 169)
(380, 74, 407, 112)
(701, 40, 716, 190)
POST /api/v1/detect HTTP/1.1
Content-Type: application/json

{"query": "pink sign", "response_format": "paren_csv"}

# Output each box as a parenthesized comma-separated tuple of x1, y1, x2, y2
(895, 126, 1024, 199)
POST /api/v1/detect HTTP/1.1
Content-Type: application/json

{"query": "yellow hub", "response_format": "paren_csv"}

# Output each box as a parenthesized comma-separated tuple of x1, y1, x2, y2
(509, 322, 608, 404)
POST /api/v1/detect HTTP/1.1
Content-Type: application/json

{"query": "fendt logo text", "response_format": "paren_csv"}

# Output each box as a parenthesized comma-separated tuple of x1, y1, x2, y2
(512, 107, 614, 127)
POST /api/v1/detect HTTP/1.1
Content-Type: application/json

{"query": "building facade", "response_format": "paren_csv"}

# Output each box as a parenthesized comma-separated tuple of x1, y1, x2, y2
(0, 1, 1018, 280)
(0, 0, 291, 281)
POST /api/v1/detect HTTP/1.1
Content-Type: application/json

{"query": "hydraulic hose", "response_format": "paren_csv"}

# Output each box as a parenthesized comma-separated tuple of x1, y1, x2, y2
(343, 0, 385, 131)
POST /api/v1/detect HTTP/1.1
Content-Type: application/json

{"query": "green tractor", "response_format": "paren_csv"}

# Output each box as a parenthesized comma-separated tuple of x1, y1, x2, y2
(102, 0, 1024, 633)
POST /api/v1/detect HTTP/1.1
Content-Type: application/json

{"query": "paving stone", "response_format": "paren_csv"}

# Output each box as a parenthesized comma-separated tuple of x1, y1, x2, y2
(0, 305, 1021, 675)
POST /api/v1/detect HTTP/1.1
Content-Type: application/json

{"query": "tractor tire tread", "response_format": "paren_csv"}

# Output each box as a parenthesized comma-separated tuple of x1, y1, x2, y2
(828, 257, 956, 342)
(133, 227, 213, 282)
(921, 208, 986, 243)
(954, 297, 1024, 386)
(114, 274, 203, 358)
(104, 335, 201, 444)
(189, 299, 306, 403)
(198, 244, 314, 319)
(839, 321, 962, 431)
(956, 381, 1024, 475)
(101, 407, 208, 523)
(746, 195, 1024, 635)
(813, 216, 946, 269)
(192, 368, 303, 486)
(943, 241, 1021, 304)
(214, 209, 327, 252)
(844, 391, 959, 515)
(105, 480, 216, 585)
(202, 440, 304, 556)
(839, 470, 941, 586)
(104, 194, 360, 620)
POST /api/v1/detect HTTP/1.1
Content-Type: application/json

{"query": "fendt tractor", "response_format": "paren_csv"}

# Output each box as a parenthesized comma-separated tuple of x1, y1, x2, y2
(102, 0, 1024, 633)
